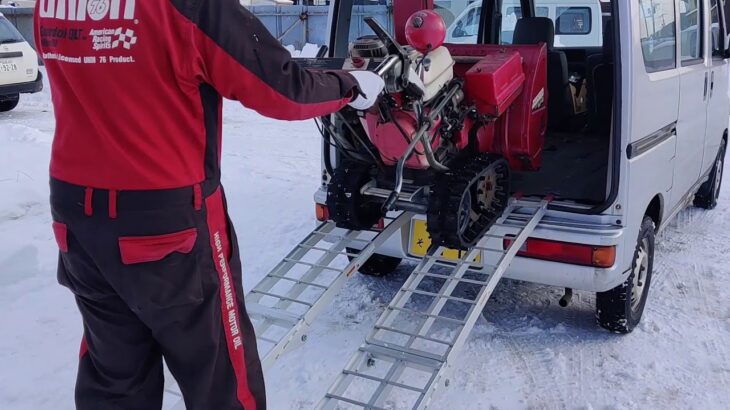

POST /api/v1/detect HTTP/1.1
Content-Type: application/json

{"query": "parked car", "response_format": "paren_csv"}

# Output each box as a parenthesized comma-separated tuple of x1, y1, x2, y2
(446, 0, 604, 48)
(0, 11, 42, 112)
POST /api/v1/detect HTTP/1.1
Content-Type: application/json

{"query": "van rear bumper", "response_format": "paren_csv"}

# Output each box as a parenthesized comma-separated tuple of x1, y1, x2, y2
(0, 72, 43, 97)
(316, 188, 630, 292)
(499, 256, 631, 292)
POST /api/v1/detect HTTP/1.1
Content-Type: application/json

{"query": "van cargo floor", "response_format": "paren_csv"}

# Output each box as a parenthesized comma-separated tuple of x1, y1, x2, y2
(512, 131, 609, 203)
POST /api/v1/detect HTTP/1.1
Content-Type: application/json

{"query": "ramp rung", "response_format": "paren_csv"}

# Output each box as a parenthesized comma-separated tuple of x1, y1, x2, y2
(341, 370, 427, 394)
(373, 325, 455, 347)
(359, 343, 443, 370)
(263, 273, 329, 289)
(425, 259, 495, 271)
(400, 288, 478, 305)
(281, 258, 344, 272)
(413, 270, 492, 286)
(311, 231, 373, 244)
(387, 306, 466, 325)
(250, 290, 314, 306)
(246, 303, 301, 325)
(366, 339, 447, 364)
(297, 244, 359, 257)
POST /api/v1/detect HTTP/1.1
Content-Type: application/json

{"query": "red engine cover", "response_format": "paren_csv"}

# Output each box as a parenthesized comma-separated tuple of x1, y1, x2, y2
(464, 50, 525, 117)
(364, 110, 441, 169)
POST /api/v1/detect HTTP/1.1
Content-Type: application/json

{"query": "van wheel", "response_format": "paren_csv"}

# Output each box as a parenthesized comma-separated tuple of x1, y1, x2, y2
(694, 139, 726, 210)
(0, 94, 20, 112)
(596, 217, 654, 333)
(346, 248, 402, 277)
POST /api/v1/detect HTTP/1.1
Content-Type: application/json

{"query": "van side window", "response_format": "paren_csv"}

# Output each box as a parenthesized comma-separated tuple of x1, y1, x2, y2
(639, 0, 677, 73)
(500, 0, 524, 44)
(679, 0, 703, 64)
(710, 0, 724, 57)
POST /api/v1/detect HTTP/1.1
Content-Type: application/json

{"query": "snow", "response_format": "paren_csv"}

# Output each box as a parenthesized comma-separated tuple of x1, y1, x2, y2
(286, 43, 322, 58)
(1, 70, 729, 409)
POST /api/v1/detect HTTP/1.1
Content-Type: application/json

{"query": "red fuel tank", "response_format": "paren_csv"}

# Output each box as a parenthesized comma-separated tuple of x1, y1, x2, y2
(464, 50, 525, 117)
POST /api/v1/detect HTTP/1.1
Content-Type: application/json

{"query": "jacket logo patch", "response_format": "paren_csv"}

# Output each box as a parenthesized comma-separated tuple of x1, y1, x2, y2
(39, 0, 136, 21)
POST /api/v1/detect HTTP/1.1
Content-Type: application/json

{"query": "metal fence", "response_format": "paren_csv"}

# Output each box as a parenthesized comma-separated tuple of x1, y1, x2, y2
(5, 5, 391, 51)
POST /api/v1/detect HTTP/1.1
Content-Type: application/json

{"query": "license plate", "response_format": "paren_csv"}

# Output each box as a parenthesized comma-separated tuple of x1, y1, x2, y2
(409, 219, 481, 262)
(0, 62, 18, 73)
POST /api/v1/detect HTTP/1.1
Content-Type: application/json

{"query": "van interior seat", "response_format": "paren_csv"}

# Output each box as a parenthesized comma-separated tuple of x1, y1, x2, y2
(585, 19, 615, 135)
(513, 17, 573, 130)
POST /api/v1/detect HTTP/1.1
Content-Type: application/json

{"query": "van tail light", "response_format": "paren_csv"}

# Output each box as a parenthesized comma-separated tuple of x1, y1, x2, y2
(315, 203, 330, 222)
(503, 236, 616, 268)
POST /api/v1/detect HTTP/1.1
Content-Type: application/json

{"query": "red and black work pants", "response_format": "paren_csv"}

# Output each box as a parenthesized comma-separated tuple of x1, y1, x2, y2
(50, 178, 266, 409)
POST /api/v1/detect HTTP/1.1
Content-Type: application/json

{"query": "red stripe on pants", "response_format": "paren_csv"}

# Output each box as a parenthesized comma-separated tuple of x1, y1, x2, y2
(205, 188, 257, 410)
(79, 335, 88, 359)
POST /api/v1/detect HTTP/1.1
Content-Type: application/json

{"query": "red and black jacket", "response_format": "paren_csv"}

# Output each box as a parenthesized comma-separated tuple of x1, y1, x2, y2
(35, 0, 358, 190)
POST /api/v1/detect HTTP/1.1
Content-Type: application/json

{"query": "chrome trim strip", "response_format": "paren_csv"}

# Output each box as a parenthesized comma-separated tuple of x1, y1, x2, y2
(627, 122, 676, 159)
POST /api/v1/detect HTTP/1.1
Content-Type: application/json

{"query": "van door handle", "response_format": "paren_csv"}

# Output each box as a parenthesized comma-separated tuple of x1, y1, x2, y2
(704, 72, 709, 99)
(710, 71, 715, 98)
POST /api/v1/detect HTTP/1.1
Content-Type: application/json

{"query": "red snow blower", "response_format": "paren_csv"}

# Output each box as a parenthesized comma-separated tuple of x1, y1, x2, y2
(319, 10, 548, 250)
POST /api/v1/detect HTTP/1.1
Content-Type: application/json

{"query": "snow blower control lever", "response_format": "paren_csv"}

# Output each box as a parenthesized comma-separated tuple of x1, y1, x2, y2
(319, 10, 548, 250)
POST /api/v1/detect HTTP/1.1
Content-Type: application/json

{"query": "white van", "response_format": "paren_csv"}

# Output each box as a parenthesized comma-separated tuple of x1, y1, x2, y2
(0, 11, 42, 112)
(446, 0, 604, 48)
(315, 0, 728, 333)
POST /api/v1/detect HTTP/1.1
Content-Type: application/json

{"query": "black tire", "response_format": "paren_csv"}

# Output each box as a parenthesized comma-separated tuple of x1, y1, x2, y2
(596, 216, 655, 333)
(694, 138, 726, 210)
(346, 248, 402, 277)
(0, 94, 20, 112)
(326, 160, 383, 230)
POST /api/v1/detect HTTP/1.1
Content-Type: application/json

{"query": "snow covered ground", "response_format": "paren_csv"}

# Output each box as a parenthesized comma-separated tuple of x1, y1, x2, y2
(1, 73, 729, 410)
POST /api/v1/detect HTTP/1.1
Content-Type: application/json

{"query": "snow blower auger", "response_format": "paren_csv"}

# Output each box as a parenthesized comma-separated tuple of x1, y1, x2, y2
(319, 10, 548, 250)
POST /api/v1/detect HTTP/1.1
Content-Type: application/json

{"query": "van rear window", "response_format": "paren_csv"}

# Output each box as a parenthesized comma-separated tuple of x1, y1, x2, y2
(0, 17, 24, 44)
(555, 7, 592, 35)
(639, 0, 677, 73)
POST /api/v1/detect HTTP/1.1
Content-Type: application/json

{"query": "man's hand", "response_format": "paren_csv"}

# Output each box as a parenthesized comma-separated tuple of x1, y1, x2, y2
(348, 71, 385, 110)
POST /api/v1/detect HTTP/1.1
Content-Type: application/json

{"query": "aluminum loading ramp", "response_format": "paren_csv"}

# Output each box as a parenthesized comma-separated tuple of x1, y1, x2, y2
(318, 197, 550, 410)
(245, 212, 414, 369)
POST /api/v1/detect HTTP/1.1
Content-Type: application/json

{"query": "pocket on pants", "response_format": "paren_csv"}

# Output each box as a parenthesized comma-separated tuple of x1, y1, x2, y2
(119, 228, 198, 265)
(118, 228, 204, 310)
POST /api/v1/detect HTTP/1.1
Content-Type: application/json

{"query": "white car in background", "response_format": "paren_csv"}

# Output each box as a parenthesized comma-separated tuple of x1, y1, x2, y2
(446, 0, 603, 48)
(0, 11, 42, 112)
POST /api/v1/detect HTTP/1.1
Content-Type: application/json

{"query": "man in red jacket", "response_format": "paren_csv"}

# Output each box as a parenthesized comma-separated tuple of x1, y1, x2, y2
(35, 0, 383, 408)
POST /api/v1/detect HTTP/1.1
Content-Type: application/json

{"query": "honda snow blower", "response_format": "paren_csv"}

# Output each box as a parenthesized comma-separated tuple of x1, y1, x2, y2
(318, 10, 548, 250)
